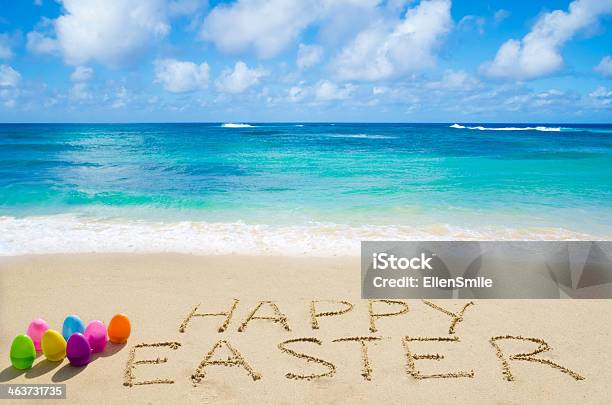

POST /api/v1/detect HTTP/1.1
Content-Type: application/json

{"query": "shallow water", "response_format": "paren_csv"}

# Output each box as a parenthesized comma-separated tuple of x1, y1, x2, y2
(1, 123, 611, 254)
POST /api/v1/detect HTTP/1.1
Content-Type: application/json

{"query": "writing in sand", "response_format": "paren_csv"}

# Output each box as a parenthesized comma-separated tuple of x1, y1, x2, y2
(123, 299, 585, 387)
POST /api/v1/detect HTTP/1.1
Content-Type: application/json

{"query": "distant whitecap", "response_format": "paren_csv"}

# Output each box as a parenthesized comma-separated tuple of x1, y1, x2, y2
(221, 123, 254, 128)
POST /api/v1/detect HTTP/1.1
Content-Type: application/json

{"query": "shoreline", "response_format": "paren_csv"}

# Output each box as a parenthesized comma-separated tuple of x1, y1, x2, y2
(1, 253, 611, 403)
(1, 214, 607, 257)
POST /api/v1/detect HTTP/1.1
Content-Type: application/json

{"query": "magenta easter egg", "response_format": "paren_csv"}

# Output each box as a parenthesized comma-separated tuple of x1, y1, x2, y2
(66, 333, 91, 366)
(26, 318, 49, 352)
(84, 320, 107, 353)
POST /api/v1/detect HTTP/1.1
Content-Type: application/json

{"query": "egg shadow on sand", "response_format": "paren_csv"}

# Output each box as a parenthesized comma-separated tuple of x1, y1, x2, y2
(52, 363, 88, 382)
(51, 342, 126, 382)
(96, 342, 127, 359)
(0, 366, 25, 382)
(26, 359, 62, 379)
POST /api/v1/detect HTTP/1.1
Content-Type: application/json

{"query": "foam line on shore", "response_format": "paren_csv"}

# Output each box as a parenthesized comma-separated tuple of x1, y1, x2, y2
(0, 215, 600, 257)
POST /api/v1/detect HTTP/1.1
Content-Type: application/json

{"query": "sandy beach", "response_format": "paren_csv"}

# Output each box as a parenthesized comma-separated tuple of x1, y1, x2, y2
(0, 253, 610, 404)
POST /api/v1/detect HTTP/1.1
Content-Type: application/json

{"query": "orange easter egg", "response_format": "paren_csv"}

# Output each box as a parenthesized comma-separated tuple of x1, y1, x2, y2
(108, 314, 131, 344)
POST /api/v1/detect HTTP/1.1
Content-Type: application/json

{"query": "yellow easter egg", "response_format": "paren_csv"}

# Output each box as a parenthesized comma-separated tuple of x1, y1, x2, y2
(41, 329, 67, 362)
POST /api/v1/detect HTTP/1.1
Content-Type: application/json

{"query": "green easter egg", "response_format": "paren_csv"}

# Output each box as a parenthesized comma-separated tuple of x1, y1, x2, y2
(10, 335, 36, 370)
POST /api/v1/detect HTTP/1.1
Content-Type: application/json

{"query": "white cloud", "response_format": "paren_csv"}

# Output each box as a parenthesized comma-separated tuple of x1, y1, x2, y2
(481, 0, 612, 80)
(0, 65, 20, 108)
(216, 61, 266, 93)
(372, 86, 386, 95)
(589, 86, 612, 108)
(427, 69, 479, 90)
(111, 86, 130, 108)
(201, 0, 316, 58)
(70, 66, 93, 81)
(69, 82, 92, 101)
(332, 0, 452, 81)
(200, 0, 383, 58)
(0, 64, 20, 87)
(315, 80, 354, 101)
(0, 88, 19, 108)
(458, 15, 485, 35)
(287, 84, 308, 102)
(27, 0, 170, 67)
(297, 44, 323, 70)
(27, 31, 59, 55)
(0, 34, 13, 59)
(154, 58, 210, 93)
(494, 9, 510, 24)
(594, 56, 612, 77)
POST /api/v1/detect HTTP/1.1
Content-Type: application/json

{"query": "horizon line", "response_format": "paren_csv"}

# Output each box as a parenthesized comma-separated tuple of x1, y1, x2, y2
(1, 121, 611, 125)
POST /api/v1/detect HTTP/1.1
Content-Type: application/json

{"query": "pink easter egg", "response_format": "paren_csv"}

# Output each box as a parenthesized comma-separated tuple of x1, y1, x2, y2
(26, 318, 49, 352)
(83, 320, 107, 353)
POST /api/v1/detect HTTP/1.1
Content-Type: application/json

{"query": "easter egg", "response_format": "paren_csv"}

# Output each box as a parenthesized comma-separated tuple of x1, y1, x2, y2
(84, 320, 108, 353)
(66, 333, 91, 367)
(108, 314, 131, 344)
(41, 329, 67, 361)
(26, 318, 49, 352)
(9, 335, 36, 370)
(62, 315, 85, 341)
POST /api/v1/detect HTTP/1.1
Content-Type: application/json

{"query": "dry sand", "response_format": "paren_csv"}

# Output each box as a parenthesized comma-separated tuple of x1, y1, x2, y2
(0, 253, 610, 404)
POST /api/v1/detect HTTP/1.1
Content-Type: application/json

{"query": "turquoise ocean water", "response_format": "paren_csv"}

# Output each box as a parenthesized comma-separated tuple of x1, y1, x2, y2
(1, 123, 611, 255)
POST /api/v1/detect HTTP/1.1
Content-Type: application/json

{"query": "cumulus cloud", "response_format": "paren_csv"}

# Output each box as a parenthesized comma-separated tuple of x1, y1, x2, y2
(481, 0, 612, 80)
(315, 80, 354, 101)
(297, 44, 323, 70)
(427, 69, 479, 90)
(589, 86, 612, 108)
(154, 58, 210, 93)
(69, 82, 92, 101)
(0, 34, 14, 59)
(27, 0, 170, 67)
(70, 66, 93, 81)
(26, 31, 59, 55)
(111, 86, 131, 108)
(201, 0, 383, 58)
(594, 56, 612, 77)
(216, 61, 266, 93)
(0, 65, 20, 108)
(0, 64, 20, 87)
(332, 0, 452, 81)
(287, 84, 308, 102)
(201, 0, 316, 58)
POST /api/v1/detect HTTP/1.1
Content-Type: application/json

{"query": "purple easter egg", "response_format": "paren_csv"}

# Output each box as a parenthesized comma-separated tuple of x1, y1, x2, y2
(66, 333, 91, 366)
(26, 318, 49, 352)
(83, 320, 107, 353)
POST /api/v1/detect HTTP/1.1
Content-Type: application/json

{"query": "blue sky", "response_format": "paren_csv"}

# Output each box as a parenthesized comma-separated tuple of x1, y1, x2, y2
(0, 0, 611, 123)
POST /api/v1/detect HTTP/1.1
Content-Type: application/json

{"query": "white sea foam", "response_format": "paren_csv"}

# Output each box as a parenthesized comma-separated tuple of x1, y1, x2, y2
(0, 215, 601, 257)
(450, 124, 561, 132)
(221, 123, 254, 128)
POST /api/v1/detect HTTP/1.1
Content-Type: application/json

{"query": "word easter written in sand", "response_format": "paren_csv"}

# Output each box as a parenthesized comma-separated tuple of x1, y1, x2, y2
(124, 300, 585, 387)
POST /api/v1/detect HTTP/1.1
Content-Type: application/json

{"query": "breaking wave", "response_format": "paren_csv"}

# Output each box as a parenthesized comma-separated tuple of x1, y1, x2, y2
(221, 123, 254, 128)
(450, 124, 561, 132)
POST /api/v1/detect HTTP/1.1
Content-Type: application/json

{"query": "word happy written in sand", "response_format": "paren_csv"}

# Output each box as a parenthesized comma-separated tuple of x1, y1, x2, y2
(123, 300, 584, 387)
